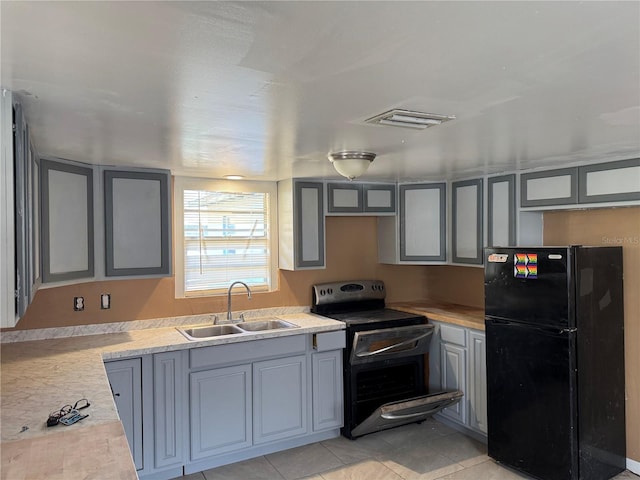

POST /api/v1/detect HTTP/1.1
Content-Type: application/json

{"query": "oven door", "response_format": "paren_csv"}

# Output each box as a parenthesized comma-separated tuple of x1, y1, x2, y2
(350, 324, 434, 365)
(350, 390, 464, 438)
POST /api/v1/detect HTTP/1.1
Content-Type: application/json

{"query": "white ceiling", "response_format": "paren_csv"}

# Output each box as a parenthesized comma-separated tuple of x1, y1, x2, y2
(2, 1, 639, 182)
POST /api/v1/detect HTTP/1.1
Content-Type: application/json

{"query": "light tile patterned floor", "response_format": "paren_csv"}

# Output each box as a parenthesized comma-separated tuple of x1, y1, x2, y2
(181, 418, 638, 480)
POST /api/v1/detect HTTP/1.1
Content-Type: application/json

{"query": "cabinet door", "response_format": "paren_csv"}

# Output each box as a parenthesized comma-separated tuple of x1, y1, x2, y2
(13, 103, 29, 316)
(327, 183, 362, 213)
(578, 158, 640, 203)
(363, 184, 396, 213)
(400, 183, 446, 262)
(452, 179, 483, 264)
(520, 167, 578, 207)
(40, 159, 94, 282)
(440, 343, 467, 424)
(312, 350, 343, 431)
(1, 90, 15, 326)
(253, 355, 308, 444)
(487, 175, 516, 247)
(468, 331, 487, 434)
(105, 358, 143, 470)
(153, 351, 185, 469)
(104, 169, 171, 276)
(190, 365, 252, 460)
(294, 181, 324, 268)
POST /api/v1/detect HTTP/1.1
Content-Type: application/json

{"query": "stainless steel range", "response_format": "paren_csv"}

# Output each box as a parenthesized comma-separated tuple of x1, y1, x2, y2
(311, 279, 463, 439)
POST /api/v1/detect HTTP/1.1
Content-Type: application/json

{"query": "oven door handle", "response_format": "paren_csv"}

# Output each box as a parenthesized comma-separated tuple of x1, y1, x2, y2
(354, 331, 431, 358)
(381, 407, 444, 420)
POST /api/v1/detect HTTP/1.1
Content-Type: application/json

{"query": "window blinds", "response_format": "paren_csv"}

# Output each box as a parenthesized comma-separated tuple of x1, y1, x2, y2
(183, 189, 270, 295)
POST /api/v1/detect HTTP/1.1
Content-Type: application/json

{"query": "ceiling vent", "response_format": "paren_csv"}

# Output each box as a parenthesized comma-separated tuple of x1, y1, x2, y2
(365, 109, 455, 130)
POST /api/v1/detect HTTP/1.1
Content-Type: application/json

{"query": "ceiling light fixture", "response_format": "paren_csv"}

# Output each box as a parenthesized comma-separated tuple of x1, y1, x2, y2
(224, 175, 245, 180)
(328, 151, 376, 181)
(366, 109, 455, 130)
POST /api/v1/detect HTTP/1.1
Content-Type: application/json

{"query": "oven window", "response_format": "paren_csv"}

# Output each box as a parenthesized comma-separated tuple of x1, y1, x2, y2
(354, 362, 425, 424)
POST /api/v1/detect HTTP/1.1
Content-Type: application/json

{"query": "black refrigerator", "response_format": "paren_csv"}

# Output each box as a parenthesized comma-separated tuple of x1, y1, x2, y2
(484, 246, 626, 480)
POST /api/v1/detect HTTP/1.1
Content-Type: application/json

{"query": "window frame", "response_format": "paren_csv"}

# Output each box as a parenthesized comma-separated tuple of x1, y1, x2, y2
(174, 176, 279, 298)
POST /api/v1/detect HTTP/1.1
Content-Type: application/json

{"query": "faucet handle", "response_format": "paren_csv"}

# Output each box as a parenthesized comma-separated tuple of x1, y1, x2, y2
(212, 314, 219, 325)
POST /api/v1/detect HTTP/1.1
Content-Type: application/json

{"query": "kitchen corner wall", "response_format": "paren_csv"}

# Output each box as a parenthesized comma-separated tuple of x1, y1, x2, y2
(544, 206, 640, 463)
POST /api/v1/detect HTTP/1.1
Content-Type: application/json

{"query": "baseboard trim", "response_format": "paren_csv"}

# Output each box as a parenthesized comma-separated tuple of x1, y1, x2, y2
(627, 457, 640, 475)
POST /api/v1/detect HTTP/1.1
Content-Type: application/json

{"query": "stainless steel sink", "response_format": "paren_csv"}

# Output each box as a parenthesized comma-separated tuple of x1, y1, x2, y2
(177, 324, 244, 340)
(236, 319, 298, 331)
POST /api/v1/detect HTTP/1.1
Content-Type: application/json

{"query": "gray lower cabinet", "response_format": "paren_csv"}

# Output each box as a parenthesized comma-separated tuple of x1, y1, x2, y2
(467, 330, 487, 434)
(104, 358, 143, 470)
(113, 332, 343, 479)
(253, 355, 308, 444)
(311, 350, 343, 431)
(190, 364, 252, 460)
(429, 321, 487, 439)
(153, 351, 185, 470)
(440, 342, 467, 424)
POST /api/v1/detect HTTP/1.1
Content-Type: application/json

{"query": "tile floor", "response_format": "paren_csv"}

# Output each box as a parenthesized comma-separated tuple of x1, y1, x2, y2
(181, 419, 638, 480)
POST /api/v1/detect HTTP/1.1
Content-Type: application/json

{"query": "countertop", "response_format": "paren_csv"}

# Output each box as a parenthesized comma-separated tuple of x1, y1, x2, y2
(0, 303, 481, 479)
(389, 301, 485, 330)
(0, 312, 344, 479)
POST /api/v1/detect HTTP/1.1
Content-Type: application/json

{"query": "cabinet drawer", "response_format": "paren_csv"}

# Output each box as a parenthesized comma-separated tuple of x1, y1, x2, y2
(190, 335, 307, 370)
(313, 330, 346, 352)
(440, 324, 466, 347)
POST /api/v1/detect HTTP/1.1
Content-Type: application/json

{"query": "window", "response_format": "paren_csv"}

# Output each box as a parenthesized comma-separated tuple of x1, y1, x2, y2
(174, 177, 278, 297)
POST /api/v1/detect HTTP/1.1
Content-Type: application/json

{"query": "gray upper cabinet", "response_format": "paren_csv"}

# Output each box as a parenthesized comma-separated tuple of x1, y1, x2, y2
(1, 90, 15, 326)
(578, 158, 640, 203)
(520, 160, 639, 209)
(452, 178, 483, 265)
(40, 158, 94, 283)
(378, 183, 446, 264)
(520, 167, 578, 207)
(278, 179, 325, 270)
(487, 175, 516, 247)
(104, 169, 171, 277)
(13, 102, 29, 317)
(4, 94, 41, 324)
(327, 182, 395, 214)
(400, 183, 446, 261)
(327, 183, 362, 213)
(363, 184, 396, 213)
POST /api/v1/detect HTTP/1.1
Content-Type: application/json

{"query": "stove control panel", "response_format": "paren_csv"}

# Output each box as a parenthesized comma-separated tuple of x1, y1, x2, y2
(312, 279, 385, 305)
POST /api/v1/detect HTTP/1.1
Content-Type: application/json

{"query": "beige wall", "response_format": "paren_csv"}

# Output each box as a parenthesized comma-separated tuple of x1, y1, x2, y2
(544, 206, 640, 462)
(12, 216, 431, 329)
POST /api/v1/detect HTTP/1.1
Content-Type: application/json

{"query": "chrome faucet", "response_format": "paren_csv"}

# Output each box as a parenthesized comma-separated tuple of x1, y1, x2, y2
(226, 281, 252, 323)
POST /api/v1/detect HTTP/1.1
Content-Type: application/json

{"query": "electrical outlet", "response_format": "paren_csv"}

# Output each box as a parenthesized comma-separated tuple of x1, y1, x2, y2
(101, 294, 111, 310)
(74, 297, 84, 311)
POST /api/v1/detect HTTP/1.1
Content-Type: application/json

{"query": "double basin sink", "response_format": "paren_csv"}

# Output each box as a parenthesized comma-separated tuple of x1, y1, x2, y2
(178, 318, 298, 341)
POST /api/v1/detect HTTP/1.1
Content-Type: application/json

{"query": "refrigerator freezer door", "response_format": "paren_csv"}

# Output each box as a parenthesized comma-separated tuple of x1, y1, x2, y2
(486, 319, 578, 480)
(485, 247, 573, 328)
